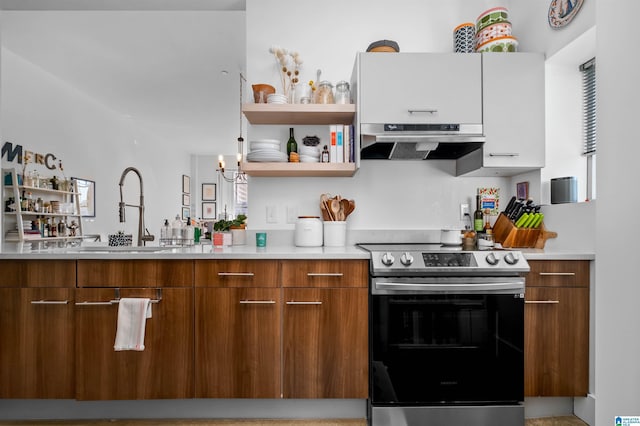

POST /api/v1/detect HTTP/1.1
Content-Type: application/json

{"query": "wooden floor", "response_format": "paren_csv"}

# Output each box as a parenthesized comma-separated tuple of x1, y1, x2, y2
(0, 416, 588, 425)
(526, 416, 589, 426)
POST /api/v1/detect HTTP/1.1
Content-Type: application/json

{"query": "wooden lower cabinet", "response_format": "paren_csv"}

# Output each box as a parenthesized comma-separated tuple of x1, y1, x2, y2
(524, 260, 590, 397)
(0, 287, 75, 398)
(194, 259, 369, 400)
(283, 287, 368, 399)
(195, 287, 281, 398)
(75, 287, 194, 400)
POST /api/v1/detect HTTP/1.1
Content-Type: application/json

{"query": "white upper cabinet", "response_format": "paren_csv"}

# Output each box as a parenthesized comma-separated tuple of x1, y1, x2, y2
(358, 53, 482, 125)
(457, 53, 545, 176)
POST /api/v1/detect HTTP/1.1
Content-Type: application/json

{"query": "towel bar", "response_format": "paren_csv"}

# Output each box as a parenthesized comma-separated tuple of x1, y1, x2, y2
(75, 288, 163, 305)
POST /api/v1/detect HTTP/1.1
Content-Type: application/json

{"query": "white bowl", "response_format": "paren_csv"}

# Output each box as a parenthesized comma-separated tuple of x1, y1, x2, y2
(267, 94, 287, 104)
(299, 145, 320, 157)
(250, 140, 280, 151)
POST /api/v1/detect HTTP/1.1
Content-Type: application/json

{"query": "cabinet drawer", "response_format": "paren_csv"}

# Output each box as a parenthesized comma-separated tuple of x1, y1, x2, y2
(77, 260, 193, 287)
(281, 260, 368, 288)
(526, 260, 589, 288)
(0, 260, 76, 288)
(195, 260, 279, 287)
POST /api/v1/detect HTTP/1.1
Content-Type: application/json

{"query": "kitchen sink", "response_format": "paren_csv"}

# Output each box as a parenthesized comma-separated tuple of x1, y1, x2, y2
(65, 246, 175, 253)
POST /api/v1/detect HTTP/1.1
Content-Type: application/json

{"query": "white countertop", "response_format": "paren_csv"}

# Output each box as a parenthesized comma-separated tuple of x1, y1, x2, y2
(0, 240, 593, 261)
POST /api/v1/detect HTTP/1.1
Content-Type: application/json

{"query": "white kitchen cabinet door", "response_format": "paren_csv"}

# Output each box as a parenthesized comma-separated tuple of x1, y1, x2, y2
(481, 53, 545, 169)
(358, 53, 482, 125)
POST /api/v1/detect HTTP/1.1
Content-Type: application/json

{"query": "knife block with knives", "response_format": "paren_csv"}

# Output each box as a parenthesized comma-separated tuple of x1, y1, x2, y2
(494, 196, 558, 249)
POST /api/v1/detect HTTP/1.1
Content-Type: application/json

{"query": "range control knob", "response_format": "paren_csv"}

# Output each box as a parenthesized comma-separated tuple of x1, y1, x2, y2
(504, 252, 520, 265)
(485, 252, 500, 265)
(381, 252, 395, 266)
(400, 252, 414, 266)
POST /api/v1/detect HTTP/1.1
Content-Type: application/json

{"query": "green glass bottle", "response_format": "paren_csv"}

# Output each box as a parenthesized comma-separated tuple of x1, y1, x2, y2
(474, 194, 484, 232)
(287, 127, 298, 156)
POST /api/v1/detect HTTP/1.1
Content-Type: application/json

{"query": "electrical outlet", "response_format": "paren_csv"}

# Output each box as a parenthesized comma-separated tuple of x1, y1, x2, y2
(266, 205, 278, 223)
(460, 203, 470, 220)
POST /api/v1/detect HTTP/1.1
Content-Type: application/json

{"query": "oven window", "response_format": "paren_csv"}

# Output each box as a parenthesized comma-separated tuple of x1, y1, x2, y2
(371, 294, 523, 405)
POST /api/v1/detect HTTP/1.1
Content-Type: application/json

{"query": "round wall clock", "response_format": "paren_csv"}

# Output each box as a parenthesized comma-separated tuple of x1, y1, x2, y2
(548, 0, 585, 29)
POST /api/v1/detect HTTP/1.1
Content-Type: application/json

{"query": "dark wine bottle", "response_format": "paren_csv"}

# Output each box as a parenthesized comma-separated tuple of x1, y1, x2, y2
(474, 194, 484, 232)
(286, 127, 297, 155)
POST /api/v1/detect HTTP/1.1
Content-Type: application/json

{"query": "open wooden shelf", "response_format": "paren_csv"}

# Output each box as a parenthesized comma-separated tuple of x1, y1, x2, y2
(242, 162, 357, 177)
(242, 103, 356, 125)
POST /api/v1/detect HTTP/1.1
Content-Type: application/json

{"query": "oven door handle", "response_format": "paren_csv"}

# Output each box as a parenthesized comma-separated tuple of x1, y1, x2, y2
(373, 281, 525, 294)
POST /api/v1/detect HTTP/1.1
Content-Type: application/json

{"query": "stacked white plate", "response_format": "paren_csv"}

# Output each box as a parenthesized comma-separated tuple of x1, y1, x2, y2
(247, 139, 287, 162)
(267, 93, 287, 104)
(299, 145, 321, 163)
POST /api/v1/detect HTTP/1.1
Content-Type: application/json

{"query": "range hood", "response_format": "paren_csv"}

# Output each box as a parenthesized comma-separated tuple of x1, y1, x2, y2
(360, 123, 485, 160)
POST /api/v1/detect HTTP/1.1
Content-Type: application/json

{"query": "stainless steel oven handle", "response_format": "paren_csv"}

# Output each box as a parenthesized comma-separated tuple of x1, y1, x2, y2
(373, 281, 525, 294)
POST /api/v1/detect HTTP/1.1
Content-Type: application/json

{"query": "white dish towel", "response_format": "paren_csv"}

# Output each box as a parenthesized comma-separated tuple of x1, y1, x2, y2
(114, 298, 152, 351)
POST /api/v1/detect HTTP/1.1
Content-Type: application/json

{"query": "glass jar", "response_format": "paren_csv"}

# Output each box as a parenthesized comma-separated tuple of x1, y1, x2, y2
(334, 80, 351, 104)
(314, 81, 334, 104)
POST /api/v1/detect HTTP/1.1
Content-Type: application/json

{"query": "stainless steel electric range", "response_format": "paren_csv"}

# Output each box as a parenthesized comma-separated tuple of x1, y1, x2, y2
(358, 243, 529, 426)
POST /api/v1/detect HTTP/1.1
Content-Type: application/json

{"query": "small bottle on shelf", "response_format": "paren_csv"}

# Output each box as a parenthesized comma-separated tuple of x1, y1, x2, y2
(50, 218, 58, 237)
(287, 127, 298, 156)
(321, 145, 330, 163)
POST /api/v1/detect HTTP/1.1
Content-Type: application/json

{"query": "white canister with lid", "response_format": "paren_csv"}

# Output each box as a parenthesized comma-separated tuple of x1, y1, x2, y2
(294, 216, 323, 247)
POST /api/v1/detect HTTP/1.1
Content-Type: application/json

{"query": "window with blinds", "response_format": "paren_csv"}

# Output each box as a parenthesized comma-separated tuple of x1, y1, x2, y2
(580, 58, 596, 155)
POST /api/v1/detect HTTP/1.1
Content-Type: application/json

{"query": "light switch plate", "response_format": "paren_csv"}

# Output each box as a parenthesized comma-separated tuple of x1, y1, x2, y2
(266, 205, 278, 223)
(286, 206, 298, 224)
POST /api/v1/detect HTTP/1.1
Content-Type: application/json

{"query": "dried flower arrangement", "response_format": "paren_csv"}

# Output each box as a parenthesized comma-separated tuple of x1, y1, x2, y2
(21, 151, 32, 178)
(269, 45, 303, 99)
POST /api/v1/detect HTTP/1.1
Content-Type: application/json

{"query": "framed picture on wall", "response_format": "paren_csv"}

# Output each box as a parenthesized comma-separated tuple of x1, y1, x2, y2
(182, 206, 190, 220)
(202, 183, 216, 201)
(517, 181, 529, 200)
(182, 175, 190, 194)
(182, 193, 190, 206)
(202, 202, 216, 220)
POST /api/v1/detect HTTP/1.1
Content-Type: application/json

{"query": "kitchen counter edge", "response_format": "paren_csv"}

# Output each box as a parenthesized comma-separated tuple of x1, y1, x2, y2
(521, 249, 595, 261)
(0, 244, 593, 261)
(0, 244, 371, 260)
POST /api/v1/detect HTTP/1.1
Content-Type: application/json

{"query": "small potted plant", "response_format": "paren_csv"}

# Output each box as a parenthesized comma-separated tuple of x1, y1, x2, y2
(213, 219, 233, 247)
(213, 214, 247, 246)
(230, 214, 247, 245)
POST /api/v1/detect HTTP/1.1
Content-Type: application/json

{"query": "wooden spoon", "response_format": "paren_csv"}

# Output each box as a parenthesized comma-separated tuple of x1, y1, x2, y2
(340, 198, 350, 220)
(320, 202, 331, 221)
(330, 198, 341, 221)
(345, 200, 356, 218)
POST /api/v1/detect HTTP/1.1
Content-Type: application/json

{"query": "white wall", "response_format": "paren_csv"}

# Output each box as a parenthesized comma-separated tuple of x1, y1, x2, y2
(1, 47, 190, 241)
(510, 0, 595, 59)
(595, 1, 640, 424)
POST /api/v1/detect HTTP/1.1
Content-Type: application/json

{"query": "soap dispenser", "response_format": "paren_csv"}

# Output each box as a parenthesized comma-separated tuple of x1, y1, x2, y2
(171, 214, 183, 244)
(160, 219, 170, 246)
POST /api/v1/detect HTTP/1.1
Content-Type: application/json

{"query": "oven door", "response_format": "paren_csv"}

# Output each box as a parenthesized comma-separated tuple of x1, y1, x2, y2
(370, 276, 524, 406)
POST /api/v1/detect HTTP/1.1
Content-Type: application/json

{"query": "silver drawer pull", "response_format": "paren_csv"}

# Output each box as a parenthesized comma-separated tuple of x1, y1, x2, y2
(408, 109, 437, 114)
(539, 272, 576, 276)
(286, 301, 322, 305)
(239, 300, 276, 305)
(218, 272, 255, 277)
(306, 273, 343, 277)
(30, 300, 69, 305)
(75, 299, 160, 306)
(489, 153, 520, 157)
(525, 300, 560, 304)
